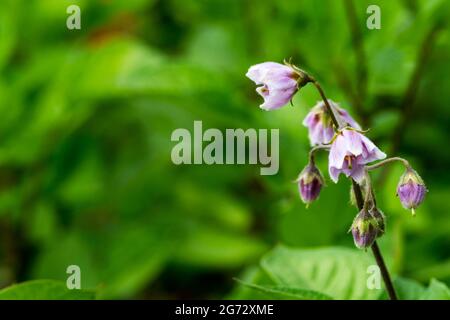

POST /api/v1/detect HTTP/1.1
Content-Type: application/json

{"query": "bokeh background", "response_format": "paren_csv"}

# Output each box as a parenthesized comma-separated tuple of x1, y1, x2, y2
(0, 0, 449, 299)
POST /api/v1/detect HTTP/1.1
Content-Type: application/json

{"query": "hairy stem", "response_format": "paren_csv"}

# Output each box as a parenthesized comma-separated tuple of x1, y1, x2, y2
(362, 170, 373, 210)
(308, 145, 331, 164)
(366, 157, 410, 171)
(371, 241, 398, 300)
(311, 81, 345, 130)
(352, 179, 397, 300)
(310, 79, 398, 300)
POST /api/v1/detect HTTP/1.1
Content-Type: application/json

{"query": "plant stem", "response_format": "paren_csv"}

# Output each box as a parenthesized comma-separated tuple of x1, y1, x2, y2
(371, 241, 398, 300)
(308, 145, 330, 164)
(366, 157, 410, 171)
(311, 81, 344, 130)
(362, 170, 373, 210)
(352, 171, 398, 300)
(311, 79, 398, 300)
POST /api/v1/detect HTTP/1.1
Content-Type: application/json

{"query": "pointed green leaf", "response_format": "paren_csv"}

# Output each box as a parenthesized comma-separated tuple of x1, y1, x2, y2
(261, 245, 381, 300)
(0, 280, 95, 300)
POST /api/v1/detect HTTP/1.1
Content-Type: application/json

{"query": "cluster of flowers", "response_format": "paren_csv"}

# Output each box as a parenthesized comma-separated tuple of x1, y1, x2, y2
(247, 61, 427, 249)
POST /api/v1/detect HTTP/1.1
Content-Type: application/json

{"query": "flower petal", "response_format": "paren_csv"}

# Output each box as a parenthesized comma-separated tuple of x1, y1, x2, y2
(329, 166, 341, 183)
(246, 62, 286, 85)
(343, 130, 363, 157)
(259, 86, 296, 110)
(349, 164, 365, 184)
(322, 126, 334, 144)
(338, 108, 361, 130)
(302, 108, 319, 127)
(329, 135, 347, 169)
(360, 135, 386, 163)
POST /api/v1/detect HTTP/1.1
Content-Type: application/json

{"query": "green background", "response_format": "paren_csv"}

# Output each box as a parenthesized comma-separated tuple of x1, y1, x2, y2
(0, 0, 449, 299)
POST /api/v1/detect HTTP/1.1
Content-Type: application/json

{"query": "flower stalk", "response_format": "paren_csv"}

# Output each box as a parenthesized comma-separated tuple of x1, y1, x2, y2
(310, 80, 345, 130)
(308, 145, 330, 163)
(245, 60, 427, 301)
(366, 157, 410, 171)
(309, 79, 398, 300)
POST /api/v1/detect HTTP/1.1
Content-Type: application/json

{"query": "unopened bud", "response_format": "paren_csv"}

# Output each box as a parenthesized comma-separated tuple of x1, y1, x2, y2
(369, 207, 385, 237)
(350, 208, 383, 249)
(397, 167, 427, 216)
(296, 163, 324, 207)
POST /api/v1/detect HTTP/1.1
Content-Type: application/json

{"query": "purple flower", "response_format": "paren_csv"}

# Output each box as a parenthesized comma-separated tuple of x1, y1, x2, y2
(296, 163, 324, 206)
(329, 129, 386, 184)
(303, 100, 361, 145)
(397, 168, 427, 215)
(246, 62, 300, 110)
(350, 208, 382, 249)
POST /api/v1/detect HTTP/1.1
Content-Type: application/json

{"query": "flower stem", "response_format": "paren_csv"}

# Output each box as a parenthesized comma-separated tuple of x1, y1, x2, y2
(308, 145, 330, 164)
(366, 157, 410, 171)
(311, 81, 344, 130)
(311, 77, 399, 300)
(352, 179, 398, 300)
(362, 170, 373, 210)
(371, 241, 398, 300)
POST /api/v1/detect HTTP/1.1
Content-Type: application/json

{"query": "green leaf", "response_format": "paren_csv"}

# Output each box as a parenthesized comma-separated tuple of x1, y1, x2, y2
(227, 266, 276, 300)
(0, 280, 95, 300)
(420, 279, 450, 300)
(261, 245, 381, 300)
(235, 279, 333, 300)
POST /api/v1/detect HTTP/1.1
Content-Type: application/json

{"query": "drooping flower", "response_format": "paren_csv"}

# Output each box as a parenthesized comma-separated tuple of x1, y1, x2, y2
(246, 62, 303, 110)
(350, 208, 383, 249)
(303, 100, 361, 146)
(397, 168, 427, 216)
(296, 162, 324, 206)
(329, 129, 386, 184)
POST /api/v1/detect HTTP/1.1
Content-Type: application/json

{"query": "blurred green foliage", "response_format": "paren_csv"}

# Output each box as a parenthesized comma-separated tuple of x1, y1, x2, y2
(0, 0, 449, 299)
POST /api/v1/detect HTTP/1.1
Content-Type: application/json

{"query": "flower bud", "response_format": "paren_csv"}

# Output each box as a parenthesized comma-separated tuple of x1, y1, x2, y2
(296, 163, 324, 206)
(369, 207, 385, 237)
(350, 208, 382, 249)
(397, 168, 427, 216)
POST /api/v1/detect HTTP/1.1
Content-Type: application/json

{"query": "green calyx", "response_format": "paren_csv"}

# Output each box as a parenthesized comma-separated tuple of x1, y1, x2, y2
(350, 208, 384, 236)
(297, 164, 325, 185)
(354, 216, 377, 234)
(400, 167, 424, 186)
(283, 58, 312, 88)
